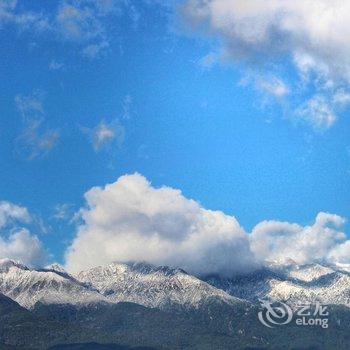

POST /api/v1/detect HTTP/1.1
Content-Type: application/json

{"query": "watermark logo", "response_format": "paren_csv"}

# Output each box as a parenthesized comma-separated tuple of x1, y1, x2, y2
(258, 299, 329, 329)
(258, 299, 293, 328)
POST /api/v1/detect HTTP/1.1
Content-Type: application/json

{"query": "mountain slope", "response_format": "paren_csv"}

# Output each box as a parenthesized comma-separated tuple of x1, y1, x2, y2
(2, 259, 350, 349)
(205, 262, 350, 307)
(0, 259, 107, 309)
(75, 261, 243, 310)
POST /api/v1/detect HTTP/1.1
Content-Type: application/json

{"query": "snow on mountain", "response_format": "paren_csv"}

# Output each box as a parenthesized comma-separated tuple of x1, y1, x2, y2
(44, 263, 68, 275)
(205, 262, 350, 307)
(75, 261, 243, 310)
(0, 258, 107, 309)
(266, 263, 350, 306)
(0, 259, 243, 311)
(282, 263, 334, 282)
(2, 257, 349, 312)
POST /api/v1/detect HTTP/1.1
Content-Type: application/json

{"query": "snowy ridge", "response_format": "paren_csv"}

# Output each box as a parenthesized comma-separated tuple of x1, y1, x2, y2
(0, 259, 107, 309)
(2, 257, 350, 311)
(76, 261, 242, 310)
(0, 259, 242, 311)
(206, 262, 350, 307)
(266, 263, 350, 306)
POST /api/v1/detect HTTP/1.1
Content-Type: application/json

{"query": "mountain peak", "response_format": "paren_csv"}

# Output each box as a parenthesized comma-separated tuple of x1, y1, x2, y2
(44, 263, 67, 274)
(76, 260, 240, 310)
(117, 261, 188, 276)
(0, 258, 28, 272)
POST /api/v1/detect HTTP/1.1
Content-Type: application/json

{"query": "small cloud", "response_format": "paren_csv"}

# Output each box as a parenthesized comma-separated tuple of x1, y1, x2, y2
(36, 129, 60, 153)
(53, 203, 75, 222)
(83, 119, 125, 152)
(82, 41, 109, 59)
(0, 201, 31, 229)
(49, 60, 64, 70)
(332, 90, 350, 106)
(93, 122, 117, 150)
(257, 77, 289, 98)
(15, 92, 44, 118)
(198, 52, 219, 70)
(0, 229, 49, 268)
(296, 95, 336, 131)
(0, 200, 48, 267)
(0, 0, 121, 60)
(122, 94, 133, 119)
(14, 92, 60, 160)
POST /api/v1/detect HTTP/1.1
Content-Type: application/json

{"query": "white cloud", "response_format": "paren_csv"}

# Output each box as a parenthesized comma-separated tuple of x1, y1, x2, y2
(329, 241, 350, 265)
(0, 1, 130, 58)
(0, 201, 49, 267)
(198, 52, 219, 70)
(65, 174, 350, 275)
(257, 77, 289, 98)
(49, 60, 64, 70)
(0, 0, 49, 30)
(181, 0, 350, 80)
(333, 90, 350, 106)
(250, 212, 346, 265)
(181, 0, 350, 129)
(0, 201, 30, 229)
(65, 173, 257, 275)
(296, 95, 336, 130)
(83, 119, 125, 152)
(122, 94, 133, 120)
(15, 92, 60, 160)
(0, 229, 49, 268)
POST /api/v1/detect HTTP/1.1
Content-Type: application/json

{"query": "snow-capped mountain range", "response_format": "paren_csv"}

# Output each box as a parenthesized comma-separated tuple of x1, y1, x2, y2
(76, 261, 240, 309)
(1, 257, 350, 311)
(205, 261, 350, 307)
(0, 259, 107, 309)
(0, 258, 240, 310)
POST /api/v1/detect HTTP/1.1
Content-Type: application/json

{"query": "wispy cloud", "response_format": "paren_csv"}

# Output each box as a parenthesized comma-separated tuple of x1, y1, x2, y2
(198, 52, 219, 70)
(0, 0, 137, 59)
(122, 94, 133, 119)
(14, 91, 60, 160)
(0, 201, 30, 229)
(257, 77, 289, 98)
(82, 119, 125, 152)
(52, 203, 75, 222)
(296, 95, 336, 131)
(49, 59, 64, 70)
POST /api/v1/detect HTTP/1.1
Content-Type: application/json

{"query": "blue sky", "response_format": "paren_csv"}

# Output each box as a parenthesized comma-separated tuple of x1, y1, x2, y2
(0, 1, 350, 271)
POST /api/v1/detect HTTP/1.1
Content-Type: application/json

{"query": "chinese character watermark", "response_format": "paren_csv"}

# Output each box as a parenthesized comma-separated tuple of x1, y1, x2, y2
(258, 299, 329, 329)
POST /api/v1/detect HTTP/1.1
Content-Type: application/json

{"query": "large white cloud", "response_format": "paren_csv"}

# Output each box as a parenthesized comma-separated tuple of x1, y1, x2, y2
(65, 174, 350, 275)
(182, 0, 350, 80)
(181, 0, 350, 129)
(65, 173, 257, 275)
(250, 212, 347, 265)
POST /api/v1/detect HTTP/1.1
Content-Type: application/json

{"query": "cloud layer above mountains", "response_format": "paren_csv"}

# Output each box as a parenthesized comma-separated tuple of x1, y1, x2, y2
(1, 174, 349, 275)
(1, 175, 349, 275)
(64, 173, 350, 275)
(65, 173, 255, 275)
